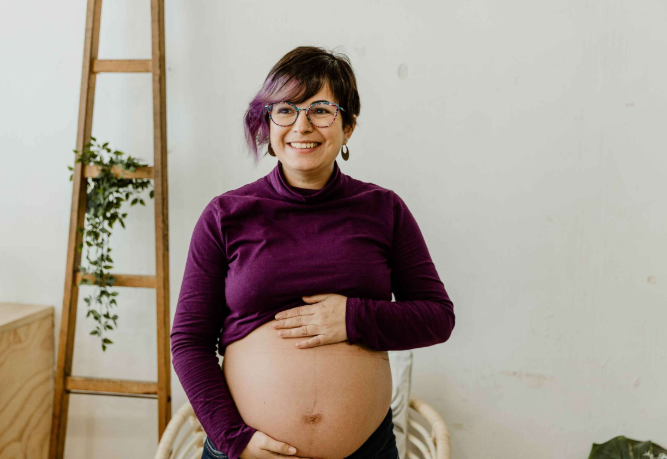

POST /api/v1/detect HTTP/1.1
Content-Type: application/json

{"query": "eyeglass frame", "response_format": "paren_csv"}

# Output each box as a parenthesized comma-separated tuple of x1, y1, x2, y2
(264, 101, 346, 128)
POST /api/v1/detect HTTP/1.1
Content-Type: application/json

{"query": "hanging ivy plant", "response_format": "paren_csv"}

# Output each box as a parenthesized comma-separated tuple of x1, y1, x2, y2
(67, 136, 154, 351)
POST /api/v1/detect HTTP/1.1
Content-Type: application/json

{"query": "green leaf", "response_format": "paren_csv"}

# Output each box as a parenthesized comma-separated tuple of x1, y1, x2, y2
(66, 138, 154, 354)
(103, 338, 113, 344)
(587, 436, 667, 459)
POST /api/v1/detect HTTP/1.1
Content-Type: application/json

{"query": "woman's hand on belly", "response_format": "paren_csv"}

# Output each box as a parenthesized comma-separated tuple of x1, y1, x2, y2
(241, 430, 318, 459)
(273, 294, 348, 349)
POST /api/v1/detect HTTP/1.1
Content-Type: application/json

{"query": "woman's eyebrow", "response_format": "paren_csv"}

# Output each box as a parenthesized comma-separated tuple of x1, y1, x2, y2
(291, 99, 336, 105)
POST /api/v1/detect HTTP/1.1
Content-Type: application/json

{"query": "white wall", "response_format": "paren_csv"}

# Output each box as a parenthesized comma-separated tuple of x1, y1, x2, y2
(1, 0, 666, 457)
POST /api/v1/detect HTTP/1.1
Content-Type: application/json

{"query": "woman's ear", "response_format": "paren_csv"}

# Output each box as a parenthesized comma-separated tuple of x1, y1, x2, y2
(344, 115, 357, 140)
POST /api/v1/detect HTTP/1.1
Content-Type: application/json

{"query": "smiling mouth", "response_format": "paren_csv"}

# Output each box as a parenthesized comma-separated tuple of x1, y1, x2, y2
(289, 142, 322, 149)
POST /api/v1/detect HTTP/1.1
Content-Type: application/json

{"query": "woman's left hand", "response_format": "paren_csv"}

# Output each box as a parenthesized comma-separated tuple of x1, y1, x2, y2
(273, 293, 348, 349)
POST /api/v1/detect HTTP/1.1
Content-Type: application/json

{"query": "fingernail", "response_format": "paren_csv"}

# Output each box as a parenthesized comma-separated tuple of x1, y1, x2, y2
(288, 446, 296, 454)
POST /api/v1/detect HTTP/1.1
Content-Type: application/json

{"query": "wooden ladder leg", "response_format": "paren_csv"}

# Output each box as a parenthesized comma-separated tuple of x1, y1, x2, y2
(49, 0, 104, 458)
(150, 0, 172, 440)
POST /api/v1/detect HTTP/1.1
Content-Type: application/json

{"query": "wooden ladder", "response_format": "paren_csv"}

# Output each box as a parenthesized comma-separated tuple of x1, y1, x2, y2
(49, 0, 171, 456)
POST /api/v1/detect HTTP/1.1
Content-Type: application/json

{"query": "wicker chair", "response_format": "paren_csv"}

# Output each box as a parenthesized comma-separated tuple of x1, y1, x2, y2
(153, 397, 451, 459)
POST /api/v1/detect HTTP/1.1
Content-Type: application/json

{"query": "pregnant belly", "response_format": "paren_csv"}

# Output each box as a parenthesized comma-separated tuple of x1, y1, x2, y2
(222, 319, 393, 459)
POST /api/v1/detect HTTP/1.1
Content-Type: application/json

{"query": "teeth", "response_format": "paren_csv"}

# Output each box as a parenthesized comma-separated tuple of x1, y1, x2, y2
(291, 142, 319, 149)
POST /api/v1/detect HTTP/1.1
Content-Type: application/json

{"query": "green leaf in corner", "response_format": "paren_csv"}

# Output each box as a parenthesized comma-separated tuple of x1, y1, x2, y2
(588, 436, 667, 459)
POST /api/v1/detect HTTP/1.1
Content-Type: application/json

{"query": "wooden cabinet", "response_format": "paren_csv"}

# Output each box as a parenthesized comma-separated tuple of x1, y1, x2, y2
(0, 303, 54, 458)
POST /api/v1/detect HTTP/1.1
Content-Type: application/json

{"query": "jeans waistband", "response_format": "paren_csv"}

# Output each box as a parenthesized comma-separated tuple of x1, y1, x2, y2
(343, 406, 394, 459)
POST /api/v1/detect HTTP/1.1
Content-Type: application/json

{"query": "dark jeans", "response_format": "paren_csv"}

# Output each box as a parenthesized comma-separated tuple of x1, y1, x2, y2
(202, 407, 399, 459)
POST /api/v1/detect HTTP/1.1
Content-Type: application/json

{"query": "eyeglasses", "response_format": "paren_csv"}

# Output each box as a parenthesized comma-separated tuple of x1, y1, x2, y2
(264, 101, 345, 128)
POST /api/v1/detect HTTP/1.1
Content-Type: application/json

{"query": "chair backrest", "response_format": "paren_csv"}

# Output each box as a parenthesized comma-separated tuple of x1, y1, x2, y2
(389, 350, 414, 459)
(154, 402, 204, 459)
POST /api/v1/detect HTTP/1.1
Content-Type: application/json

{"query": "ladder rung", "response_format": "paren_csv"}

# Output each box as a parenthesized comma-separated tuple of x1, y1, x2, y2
(92, 59, 152, 73)
(84, 165, 154, 179)
(75, 273, 157, 289)
(66, 376, 158, 398)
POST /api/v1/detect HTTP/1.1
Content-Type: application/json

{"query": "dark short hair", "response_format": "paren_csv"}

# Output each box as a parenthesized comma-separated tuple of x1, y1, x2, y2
(243, 46, 361, 165)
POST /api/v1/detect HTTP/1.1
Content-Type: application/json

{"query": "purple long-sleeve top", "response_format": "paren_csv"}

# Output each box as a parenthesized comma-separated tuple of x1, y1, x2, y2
(170, 159, 455, 459)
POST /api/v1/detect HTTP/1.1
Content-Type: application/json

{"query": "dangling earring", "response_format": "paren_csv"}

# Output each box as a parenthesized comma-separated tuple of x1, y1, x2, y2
(268, 143, 276, 157)
(341, 142, 350, 161)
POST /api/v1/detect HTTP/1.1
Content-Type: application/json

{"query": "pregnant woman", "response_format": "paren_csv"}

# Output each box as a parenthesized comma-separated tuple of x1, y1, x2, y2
(171, 46, 456, 459)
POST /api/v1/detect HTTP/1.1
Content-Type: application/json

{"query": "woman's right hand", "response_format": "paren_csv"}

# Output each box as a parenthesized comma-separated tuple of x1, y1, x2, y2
(239, 431, 315, 459)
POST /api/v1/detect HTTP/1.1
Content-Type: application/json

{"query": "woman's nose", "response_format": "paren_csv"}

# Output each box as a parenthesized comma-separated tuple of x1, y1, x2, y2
(293, 110, 313, 132)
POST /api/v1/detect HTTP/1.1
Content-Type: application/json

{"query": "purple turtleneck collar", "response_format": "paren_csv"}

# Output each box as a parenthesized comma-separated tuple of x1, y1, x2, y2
(265, 159, 346, 204)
